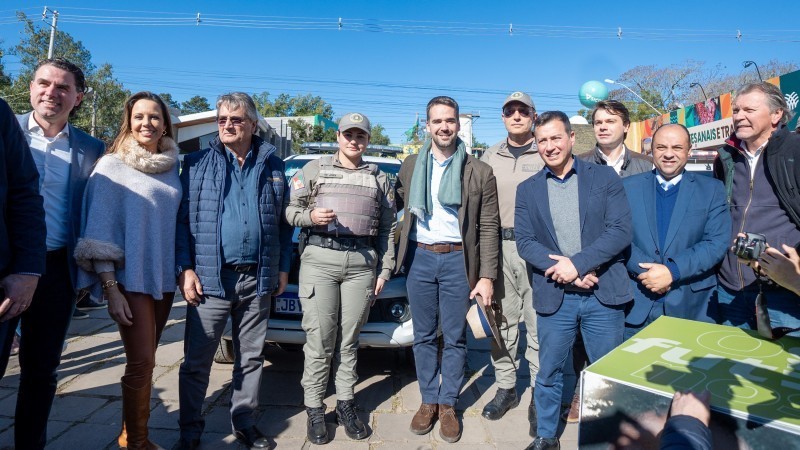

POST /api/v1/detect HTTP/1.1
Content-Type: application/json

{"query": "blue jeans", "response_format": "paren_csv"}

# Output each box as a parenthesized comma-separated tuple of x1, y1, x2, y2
(405, 245, 471, 406)
(535, 292, 626, 438)
(623, 301, 665, 341)
(713, 284, 800, 337)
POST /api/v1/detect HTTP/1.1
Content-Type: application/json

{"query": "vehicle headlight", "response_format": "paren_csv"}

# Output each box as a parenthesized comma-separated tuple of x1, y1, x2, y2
(387, 300, 411, 323)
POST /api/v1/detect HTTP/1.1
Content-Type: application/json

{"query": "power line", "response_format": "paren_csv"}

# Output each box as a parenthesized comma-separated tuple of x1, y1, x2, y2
(1, 8, 798, 42)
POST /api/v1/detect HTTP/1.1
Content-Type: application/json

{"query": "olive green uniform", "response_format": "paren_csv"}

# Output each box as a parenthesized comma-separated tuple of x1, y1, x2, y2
(286, 155, 396, 407)
(481, 140, 544, 389)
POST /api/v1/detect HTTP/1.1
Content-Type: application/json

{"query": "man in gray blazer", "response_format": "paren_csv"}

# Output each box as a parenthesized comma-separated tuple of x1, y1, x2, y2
(14, 58, 104, 450)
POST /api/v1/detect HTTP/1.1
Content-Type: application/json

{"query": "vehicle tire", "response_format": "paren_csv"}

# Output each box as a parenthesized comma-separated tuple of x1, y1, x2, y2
(214, 336, 235, 364)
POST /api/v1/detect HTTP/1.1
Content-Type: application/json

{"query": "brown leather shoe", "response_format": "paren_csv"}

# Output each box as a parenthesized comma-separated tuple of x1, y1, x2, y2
(409, 403, 438, 435)
(438, 404, 461, 443)
(562, 393, 580, 423)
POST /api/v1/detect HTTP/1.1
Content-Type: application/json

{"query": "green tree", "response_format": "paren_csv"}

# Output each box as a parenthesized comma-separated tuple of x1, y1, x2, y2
(370, 124, 391, 145)
(180, 95, 211, 114)
(11, 12, 94, 79)
(72, 64, 130, 142)
(471, 135, 488, 149)
(288, 119, 338, 153)
(576, 109, 592, 122)
(158, 92, 181, 111)
(252, 91, 334, 119)
(6, 12, 129, 144)
(0, 44, 11, 91)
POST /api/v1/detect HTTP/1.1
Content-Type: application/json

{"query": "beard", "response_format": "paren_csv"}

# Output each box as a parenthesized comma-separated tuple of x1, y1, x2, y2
(431, 133, 456, 150)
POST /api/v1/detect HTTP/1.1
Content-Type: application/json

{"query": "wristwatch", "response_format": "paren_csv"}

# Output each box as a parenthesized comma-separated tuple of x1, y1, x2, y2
(102, 279, 119, 290)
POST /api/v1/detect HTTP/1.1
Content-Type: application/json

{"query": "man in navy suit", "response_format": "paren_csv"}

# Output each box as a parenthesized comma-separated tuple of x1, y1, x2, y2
(515, 111, 632, 450)
(14, 58, 104, 450)
(623, 124, 730, 340)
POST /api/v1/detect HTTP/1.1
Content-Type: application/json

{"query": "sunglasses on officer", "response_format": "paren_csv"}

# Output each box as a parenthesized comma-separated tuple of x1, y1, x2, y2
(502, 106, 533, 118)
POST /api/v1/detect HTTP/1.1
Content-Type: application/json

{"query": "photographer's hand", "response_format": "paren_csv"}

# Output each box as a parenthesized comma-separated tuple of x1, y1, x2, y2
(760, 244, 800, 295)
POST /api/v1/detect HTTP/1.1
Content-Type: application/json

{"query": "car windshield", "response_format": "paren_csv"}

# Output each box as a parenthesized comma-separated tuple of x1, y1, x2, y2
(285, 158, 400, 187)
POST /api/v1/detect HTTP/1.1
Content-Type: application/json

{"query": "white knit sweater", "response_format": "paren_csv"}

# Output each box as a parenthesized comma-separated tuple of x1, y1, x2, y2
(74, 136, 182, 300)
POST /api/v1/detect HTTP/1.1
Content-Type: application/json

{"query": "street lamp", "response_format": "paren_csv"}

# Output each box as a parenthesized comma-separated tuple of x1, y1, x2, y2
(743, 61, 763, 81)
(689, 82, 708, 101)
(603, 79, 663, 116)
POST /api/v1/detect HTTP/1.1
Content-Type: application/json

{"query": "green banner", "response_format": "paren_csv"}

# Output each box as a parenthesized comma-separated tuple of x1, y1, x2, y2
(780, 70, 800, 131)
(586, 316, 800, 432)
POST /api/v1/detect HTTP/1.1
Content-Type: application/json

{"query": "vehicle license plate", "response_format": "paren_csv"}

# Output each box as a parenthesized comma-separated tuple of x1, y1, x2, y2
(274, 293, 303, 315)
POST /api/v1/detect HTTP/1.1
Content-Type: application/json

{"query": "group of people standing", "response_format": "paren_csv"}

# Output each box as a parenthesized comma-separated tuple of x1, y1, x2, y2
(1, 55, 799, 450)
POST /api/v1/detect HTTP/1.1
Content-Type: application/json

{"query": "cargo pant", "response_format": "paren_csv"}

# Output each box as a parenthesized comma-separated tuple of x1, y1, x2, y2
(490, 239, 539, 389)
(299, 244, 377, 408)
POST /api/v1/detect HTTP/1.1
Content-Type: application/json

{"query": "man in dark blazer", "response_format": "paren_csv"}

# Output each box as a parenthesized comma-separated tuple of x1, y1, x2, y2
(515, 111, 632, 450)
(0, 97, 46, 378)
(14, 58, 104, 450)
(623, 124, 730, 339)
(394, 96, 499, 443)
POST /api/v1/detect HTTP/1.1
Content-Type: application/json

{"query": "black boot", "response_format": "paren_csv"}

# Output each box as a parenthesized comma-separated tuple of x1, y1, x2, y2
(306, 404, 329, 445)
(482, 387, 519, 420)
(528, 397, 538, 437)
(336, 399, 368, 440)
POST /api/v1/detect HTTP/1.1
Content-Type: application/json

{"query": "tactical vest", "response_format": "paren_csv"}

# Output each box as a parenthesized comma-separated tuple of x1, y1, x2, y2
(312, 156, 381, 237)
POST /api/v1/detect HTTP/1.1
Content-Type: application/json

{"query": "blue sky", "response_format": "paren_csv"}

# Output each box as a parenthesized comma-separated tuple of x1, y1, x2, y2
(2, 1, 798, 145)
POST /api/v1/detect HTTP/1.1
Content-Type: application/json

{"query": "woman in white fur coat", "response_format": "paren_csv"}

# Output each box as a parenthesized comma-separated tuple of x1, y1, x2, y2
(74, 92, 181, 450)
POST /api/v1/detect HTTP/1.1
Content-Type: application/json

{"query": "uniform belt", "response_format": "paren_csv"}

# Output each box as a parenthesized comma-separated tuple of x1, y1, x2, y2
(222, 264, 256, 273)
(501, 228, 515, 241)
(416, 241, 463, 253)
(307, 234, 374, 251)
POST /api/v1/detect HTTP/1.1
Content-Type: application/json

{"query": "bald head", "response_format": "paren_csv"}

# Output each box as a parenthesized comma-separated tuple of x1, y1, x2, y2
(652, 124, 691, 181)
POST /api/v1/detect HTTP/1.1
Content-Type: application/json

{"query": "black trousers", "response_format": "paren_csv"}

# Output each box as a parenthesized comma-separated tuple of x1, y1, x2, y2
(10, 248, 75, 450)
(0, 287, 16, 377)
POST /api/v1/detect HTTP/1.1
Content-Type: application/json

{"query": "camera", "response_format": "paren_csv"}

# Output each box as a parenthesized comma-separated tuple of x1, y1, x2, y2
(734, 232, 767, 261)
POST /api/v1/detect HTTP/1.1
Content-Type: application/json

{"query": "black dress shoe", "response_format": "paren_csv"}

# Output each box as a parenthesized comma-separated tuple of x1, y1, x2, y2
(526, 436, 560, 450)
(306, 405, 329, 445)
(336, 399, 368, 440)
(481, 387, 519, 420)
(233, 426, 270, 449)
(175, 437, 200, 450)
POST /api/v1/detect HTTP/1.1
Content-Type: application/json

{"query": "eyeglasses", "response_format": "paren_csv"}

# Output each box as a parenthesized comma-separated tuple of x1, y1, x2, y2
(502, 106, 533, 118)
(217, 116, 248, 126)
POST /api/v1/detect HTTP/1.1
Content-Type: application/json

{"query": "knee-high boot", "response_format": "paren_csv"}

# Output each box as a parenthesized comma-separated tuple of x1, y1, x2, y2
(120, 381, 163, 450)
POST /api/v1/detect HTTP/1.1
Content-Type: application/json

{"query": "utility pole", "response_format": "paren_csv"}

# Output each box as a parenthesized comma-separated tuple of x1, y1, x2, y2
(42, 6, 59, 59)
(86, 87, 97, 137)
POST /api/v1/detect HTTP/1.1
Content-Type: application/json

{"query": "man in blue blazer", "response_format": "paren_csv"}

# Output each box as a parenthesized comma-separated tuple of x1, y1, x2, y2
(14, 58, 104, 449)
(515, 111, 632, 450)
(623, 124, 730, 340)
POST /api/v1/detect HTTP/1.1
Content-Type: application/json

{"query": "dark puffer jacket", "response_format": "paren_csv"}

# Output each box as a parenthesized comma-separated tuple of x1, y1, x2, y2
(714, 125, 800, 228)
(175, 135, 292, 297)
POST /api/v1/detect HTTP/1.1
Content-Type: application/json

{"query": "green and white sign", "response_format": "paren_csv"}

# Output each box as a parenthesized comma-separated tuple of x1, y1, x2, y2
(586, 316, 800, 433)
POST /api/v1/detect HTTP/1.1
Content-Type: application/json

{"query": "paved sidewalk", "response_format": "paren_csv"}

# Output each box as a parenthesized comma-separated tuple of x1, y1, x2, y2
(0, 297, 578, 449)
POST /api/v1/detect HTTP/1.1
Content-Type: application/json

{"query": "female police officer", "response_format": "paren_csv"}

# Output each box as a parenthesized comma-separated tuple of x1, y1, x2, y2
(286, 113, 396, 444)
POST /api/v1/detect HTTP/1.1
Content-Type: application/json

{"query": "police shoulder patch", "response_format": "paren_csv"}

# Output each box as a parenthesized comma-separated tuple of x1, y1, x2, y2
(291, 171, 305, 190)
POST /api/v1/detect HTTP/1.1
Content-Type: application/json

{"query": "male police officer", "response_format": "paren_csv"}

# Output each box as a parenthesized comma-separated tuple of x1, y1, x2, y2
(480, 92, 544, 430)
